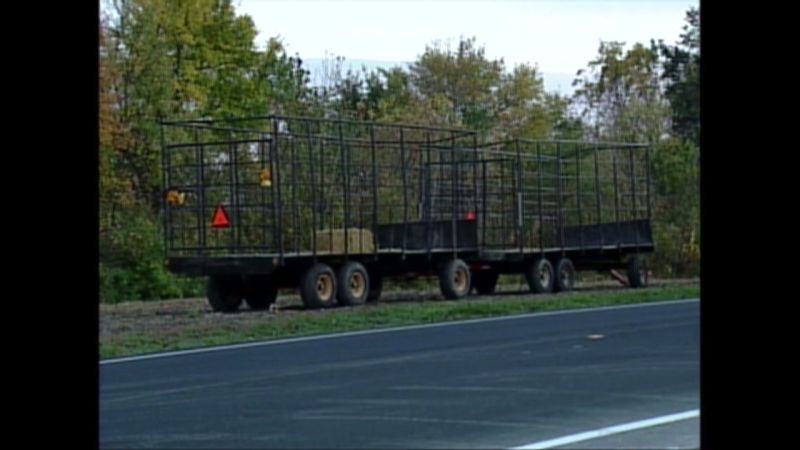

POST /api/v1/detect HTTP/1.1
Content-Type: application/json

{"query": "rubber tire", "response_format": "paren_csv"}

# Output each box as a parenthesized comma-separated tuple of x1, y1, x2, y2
(525, 259, 554, 294)
(627, 256, 648, 288)
(300, 263, 338, 309)
(367, 272, 383, 303)
(472, 271, 499, 295)
(439, 259, 471, 300)
(244, 276, 278, 310)
(337, 262, 370, 306)
(554, 258, 576, 292)
(207, 276, 244, 312)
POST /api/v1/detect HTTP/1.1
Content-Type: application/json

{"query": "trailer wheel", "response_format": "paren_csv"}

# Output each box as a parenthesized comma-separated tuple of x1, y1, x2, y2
(244, 276, 278, 310)
(207, 276, 244, 312)
(526, 259, 554, 293)
(554, 258, 575, 292)
(439, 259, 471, 300)
(367, 272, 383, 303)
(300, 264, 338, 309)
(472, 271, 499, 295)
(627, 256, 649, 288)
(337, 262, 370, 306)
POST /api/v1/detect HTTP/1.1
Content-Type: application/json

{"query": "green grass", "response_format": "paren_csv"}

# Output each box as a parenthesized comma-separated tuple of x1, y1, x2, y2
(100, 285, 699, 360)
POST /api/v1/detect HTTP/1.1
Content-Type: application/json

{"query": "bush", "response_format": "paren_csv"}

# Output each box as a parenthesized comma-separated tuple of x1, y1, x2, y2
(99, 211, 204, 303)
(649, 138, 700, 277)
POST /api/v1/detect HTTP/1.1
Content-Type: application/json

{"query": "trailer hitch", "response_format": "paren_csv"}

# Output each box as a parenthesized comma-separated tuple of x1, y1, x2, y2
(609, 269, 629, 286)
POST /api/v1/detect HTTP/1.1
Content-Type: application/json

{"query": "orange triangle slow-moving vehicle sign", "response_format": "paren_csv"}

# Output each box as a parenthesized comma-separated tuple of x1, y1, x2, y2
(211, 205, 230, 228)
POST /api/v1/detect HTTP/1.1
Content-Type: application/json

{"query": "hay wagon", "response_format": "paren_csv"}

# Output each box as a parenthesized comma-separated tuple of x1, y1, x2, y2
(161, 115, 653, 311)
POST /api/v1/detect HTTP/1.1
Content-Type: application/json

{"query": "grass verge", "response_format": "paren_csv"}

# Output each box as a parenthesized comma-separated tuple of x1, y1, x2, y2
(100, 284, 699, 360)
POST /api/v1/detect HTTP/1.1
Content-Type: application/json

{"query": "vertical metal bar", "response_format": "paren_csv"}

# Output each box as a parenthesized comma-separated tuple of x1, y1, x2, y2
(229, 141, 239, 251)
(272, 119, 284, 263)
(160, 122, 169, 254)
(612, 147, 621, 248)
(338, 122, 349, 258)
(306, 122, 318, 259)
(370, 126, 378, 259)
(268, 124, 279, 255)
(359, 138, 366, 254)
(426, 132, 433, 259)
(451, 134, 458, 255)
(416, 144, 424, 223)
(594, 144, 603, 248)
(259, 138, 267, 253)
(515, 139, 523, 256)
(320, 135, 331, 254)
(291, 131, 298, 255)
(537, 142, 544, 252)
(645, 144, 652, 220)
(629, 147, 636, 220)
(473, 133, 479, 226)
(235, 142, 245, 252)
(198, 142, 207, 253)
(191, 128, 201, 253)
(556, 142, 564, 251)
(439, 152, 445, 224)
(400, 128, 408, 259)
(482, 158, 487, 250)
(576, 143, 584, 252)
(630, 146, 639, 250)
(499, 153, 505, 248)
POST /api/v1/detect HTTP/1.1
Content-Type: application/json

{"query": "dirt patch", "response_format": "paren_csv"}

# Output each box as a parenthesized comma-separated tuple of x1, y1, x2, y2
(100, 277, 699, 344)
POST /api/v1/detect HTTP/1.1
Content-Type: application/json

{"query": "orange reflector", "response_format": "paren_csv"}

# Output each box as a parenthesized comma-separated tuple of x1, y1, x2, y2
(259, 168, 272, 187)
(211, 205, 230, 228)
(464, 210, 476, 221)
(166, 190, 186, 205)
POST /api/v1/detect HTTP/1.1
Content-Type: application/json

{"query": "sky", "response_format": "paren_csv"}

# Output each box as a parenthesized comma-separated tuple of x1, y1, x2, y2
(235, 0, 698, 94)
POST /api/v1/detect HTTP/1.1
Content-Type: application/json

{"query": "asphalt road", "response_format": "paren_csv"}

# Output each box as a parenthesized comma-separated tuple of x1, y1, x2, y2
(100, 299, 699, 449)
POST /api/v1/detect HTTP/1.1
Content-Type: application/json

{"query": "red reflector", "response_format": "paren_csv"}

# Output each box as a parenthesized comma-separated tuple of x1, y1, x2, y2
(211, 205, 230, 228)
(464, 210, 476, 221)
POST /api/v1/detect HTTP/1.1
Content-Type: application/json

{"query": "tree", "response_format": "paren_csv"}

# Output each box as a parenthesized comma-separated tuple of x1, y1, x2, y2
(408, 37, 563, 139)
(543, 93, 584, 140)
(572, 41, 670, 143)
(367, 67, 453, 126)
(650, 138, 700, 276)
(410, 37, 504, 131)
(317, 37, 567, 139)
(656, 7, 700, 146)
(493, 64, 550, 139)
(100, 0, 314, 301)
(105, 0, 311, 211)
(650, 7, 700, 275)
(259, 38, 313, 116)
(99, 24, 136, 230)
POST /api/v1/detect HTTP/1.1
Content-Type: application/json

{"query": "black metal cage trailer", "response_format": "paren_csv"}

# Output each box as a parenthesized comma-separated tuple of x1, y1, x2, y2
(161, 115, 653, 311)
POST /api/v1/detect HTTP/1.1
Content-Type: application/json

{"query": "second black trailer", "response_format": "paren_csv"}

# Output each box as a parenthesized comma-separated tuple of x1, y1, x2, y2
(161, 115, 654, 311)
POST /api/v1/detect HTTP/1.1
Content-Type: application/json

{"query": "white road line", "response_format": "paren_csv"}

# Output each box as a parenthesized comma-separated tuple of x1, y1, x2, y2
(100, 298, 698, 365)
(510, 409, 700, 449)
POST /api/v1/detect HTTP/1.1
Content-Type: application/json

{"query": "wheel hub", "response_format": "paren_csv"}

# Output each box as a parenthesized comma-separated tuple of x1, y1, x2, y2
(349, 272, 366, 297)
(454, 269, 467, 292)
(539, 267, 550, 285)
(317, 274, 333, 300)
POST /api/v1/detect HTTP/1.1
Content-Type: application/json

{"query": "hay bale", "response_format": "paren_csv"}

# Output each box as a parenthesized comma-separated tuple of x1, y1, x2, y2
(314, 228, 375, 254)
